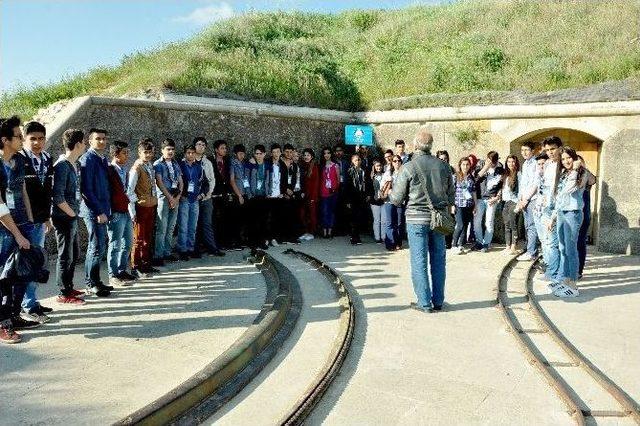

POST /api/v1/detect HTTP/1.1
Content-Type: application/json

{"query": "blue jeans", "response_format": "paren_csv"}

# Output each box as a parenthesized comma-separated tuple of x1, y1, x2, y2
(21, 222, 47, 312)
(523, 201, 539, 257)
(155, 197, 180, 258)
(473, 198, 497, 247)
(541, 214, 561, 282)
(557, 210, 583, 282)
(177, 200, 199, 252)
(370, 204, 383, 241)
(83, 217, 107, 287)
(382, 202, 402, 249)
(107, 212, 133, 277)
(406, 223, 447, 309)
(452, 206, 473, 247)
(320, 194, 338, 229)
(0, 228, 17, 321)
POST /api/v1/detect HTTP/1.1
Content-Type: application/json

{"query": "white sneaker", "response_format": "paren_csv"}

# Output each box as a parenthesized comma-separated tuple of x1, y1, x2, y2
(306, 234, 314, 241)
(517, 253, 534, 261)
(546, 282, 562, 294)
(271, 239, 280, 247)
(553, 284, 579, 298)
(298, 234, 307, 242)
(454, 246, 463, 255)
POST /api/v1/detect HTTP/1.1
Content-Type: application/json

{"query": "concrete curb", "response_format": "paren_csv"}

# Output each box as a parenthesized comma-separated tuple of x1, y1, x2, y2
(114, 250, 291, 426)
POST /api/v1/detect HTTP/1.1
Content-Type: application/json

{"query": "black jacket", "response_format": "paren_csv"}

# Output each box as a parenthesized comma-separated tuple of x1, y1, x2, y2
(345, 166, 371, 202)
(21, 150, 54, 224)
(210, 155, 230, 196)
(0, 246, 49, 283)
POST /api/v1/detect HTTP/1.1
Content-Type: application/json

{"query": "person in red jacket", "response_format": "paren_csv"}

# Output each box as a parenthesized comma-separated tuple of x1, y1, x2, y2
(106, 141, 136, 287)
(299, 148, 320, 241)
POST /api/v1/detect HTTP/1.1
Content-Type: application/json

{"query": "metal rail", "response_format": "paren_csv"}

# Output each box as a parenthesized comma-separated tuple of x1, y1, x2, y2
(280, 249, 356, 425)
(497, 256, 640, 425)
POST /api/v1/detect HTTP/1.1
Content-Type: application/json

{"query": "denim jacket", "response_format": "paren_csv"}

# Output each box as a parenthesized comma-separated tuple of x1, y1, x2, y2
(79, 148, 111, 218)
(553, 170, 585, 213)
(153, 158, 182, 199)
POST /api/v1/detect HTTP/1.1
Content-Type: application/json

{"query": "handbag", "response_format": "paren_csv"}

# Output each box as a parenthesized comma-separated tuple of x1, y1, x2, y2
(416, 168, 455, 236)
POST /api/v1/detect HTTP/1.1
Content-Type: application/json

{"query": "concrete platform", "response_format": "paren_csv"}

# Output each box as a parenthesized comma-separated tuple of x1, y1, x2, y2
(0, 252, 266, 425)
(2, 239, 637, 425)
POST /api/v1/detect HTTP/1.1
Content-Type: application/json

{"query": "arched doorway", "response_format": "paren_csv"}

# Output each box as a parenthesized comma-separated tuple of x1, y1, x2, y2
(510, 128, 602, 244)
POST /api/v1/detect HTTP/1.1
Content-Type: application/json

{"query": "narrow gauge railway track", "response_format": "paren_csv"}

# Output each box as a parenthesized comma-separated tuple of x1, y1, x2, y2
(497, 256, 640, 425)
(280, 249, 356, 425)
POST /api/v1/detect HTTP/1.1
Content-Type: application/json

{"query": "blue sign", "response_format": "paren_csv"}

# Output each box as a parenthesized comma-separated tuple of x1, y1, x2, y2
(345, 125, 373, 146)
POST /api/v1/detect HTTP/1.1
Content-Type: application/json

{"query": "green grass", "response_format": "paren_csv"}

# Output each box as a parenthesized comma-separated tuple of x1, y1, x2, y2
(3, 0, 640, 119)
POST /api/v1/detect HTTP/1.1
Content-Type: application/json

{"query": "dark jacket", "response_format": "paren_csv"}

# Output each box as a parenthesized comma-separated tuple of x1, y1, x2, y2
(0, 246, 49, 283)
(211, 155, 230, 196)
(389, 150, 455, 225)
(79, 148, 111, 218)
(107, 164, 130, 214)
(475, 161, 505, 199)
(281, 159, 301, 197)
(21, 150, 53, 224)
(51, 156, 80, 218)
(247, 162, 272, 198)
(345, 166, 371, 202)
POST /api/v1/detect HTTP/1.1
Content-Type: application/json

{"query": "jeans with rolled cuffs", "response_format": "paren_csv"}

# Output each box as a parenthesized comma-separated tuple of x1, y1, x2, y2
(406, 223, 447, 309)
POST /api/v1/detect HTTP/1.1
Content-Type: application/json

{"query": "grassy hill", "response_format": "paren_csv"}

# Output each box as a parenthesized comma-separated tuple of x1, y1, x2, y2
(2, 0, 640, 118)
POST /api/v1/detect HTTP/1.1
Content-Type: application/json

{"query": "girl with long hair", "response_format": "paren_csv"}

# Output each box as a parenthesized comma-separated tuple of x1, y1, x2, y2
(547, 146, 586, 298)
(299, 148, 320, 241)
(452, 157, 477, 254)
(501, 154, 520, 254)
(369, 159, 385, 243)
(381, 155, 404, 251)
(319, 146, 340, 238)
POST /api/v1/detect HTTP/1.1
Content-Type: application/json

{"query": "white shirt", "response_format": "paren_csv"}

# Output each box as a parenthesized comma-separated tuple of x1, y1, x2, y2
(519, 157, 538, 201)
(542, 160, 559, 206)
(271, 162, 281, 197)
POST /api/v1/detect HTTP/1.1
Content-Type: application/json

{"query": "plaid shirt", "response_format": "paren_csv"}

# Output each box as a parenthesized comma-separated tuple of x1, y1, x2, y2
(454, 174, 475, 208)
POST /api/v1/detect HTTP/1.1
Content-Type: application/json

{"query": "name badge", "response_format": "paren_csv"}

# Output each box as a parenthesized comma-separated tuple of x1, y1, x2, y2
(288, 176, 292, 185)
(171, 181, 178, 189)
(325, 179, 332, 189)
(243, 178, 250, 189)
(6, 193, 15, 209)
(463, 190, 473, 200)
(188, 182, 195, 193)
(257, 180, 263, 190)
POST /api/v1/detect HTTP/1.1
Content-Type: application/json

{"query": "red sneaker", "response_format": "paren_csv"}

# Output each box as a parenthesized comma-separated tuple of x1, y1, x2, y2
(69, 289, 85, 297)
(0, 320, 21, 344)
(57, 295, 87, 305)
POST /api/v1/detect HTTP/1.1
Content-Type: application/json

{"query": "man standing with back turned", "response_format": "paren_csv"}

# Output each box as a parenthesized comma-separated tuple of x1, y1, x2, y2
(390, 127, 454, 313)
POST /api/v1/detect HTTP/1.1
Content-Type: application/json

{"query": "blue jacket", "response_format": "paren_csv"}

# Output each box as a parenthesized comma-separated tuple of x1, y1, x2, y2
(79, 148, 111, 218)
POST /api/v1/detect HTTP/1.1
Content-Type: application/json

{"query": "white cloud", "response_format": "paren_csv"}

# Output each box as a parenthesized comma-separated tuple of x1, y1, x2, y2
(173, 2, 235, 26)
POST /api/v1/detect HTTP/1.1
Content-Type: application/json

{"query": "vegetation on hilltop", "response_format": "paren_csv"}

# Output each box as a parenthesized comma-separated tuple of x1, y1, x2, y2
(2, 0, 640, 118)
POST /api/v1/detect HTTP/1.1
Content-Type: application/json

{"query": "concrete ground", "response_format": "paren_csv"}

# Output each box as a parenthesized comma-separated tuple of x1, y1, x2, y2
(2, 239, 637, 425)
(0, 251, 266, 425)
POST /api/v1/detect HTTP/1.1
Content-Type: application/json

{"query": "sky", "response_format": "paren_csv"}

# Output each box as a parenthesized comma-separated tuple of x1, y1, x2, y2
(0, 0, 442, 94)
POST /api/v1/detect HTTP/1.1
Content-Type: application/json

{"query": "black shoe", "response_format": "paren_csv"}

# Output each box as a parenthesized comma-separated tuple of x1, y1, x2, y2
(131, 269, 148, 279)
(37, 304, 53, 313)
(430, 305, 443, 312)
(152, 258, 166, 267)
(190, 251, 202, 259)
(139, 266, 160, 274)
(99, 283, 114, 292)
(164, 254, 179, 262)
(86, 286, 110, 297)
(12, 316, 41, 329)
(118, 271, 137, 281)
(210, 249, 226, 257)
(179, 252, 190, 261)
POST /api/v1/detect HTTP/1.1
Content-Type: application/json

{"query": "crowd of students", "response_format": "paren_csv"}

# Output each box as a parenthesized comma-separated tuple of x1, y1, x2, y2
(0, 114, 594, 344)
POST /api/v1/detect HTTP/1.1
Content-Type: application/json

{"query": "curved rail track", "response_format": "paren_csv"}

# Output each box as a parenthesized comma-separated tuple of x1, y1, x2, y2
(497, 256, 640, 425)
